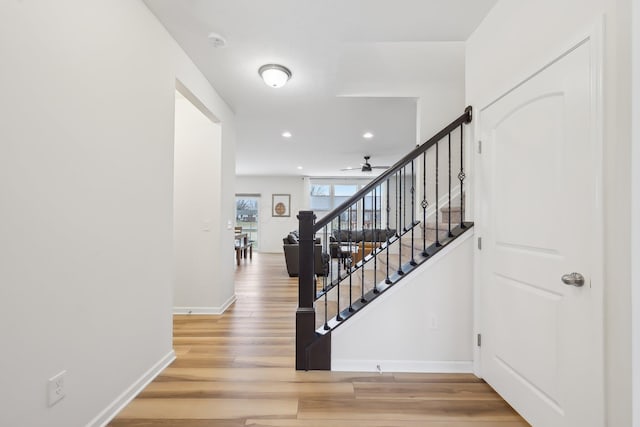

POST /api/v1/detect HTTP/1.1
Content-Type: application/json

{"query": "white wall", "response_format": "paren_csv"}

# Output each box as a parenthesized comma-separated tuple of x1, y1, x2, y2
(0, 1, 236, 426)
(173, 95, 230, 314)
(466, 1, 631, 425)
(235, 176, 306, 253)
(332, 232, 474, 372)
(632, 0, 640, 424)
(335, 42, 466, 144)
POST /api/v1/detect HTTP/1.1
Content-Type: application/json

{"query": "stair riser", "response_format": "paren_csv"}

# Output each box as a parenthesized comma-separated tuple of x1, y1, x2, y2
(440, 209, 462, 225)
(425, 227, 455, 242)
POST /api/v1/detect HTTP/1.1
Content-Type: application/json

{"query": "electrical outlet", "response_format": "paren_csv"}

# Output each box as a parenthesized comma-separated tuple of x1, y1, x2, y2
(48, 371, 66, 407)
(429, 314, 438, 330)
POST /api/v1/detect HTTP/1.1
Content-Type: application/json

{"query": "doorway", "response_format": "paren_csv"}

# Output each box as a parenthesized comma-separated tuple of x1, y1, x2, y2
(173, 89, 223, 312)
(235, 194, 260, 250)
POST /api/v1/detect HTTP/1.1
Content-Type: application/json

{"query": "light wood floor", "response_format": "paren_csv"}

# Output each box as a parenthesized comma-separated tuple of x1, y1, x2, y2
(109, 253, 529, 427)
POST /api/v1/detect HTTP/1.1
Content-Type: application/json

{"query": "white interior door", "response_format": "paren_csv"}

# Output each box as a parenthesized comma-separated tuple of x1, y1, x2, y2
(478, 38, 603, 426)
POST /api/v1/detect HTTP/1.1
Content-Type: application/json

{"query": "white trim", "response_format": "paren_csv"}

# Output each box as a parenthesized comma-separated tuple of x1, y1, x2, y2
(471, 107, 482, 378)
(589, 21, 606, 422)
(332, 359, 473, 373)
(632, 0, 640, 424)
(173, 294, 237, 315)
(87, 350, 176, 427)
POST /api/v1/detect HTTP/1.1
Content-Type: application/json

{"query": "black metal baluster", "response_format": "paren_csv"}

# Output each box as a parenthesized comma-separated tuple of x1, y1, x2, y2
(396, 170, 401, 235)
(385, 179, 391, 284)
(459, 123, 466, 229)
(373, 185, 379, 293)
(361, 196, 366, 303)
(403, 166, 407, 232)
(422, 151, 428, 256)
(336, 215, 342, 321)
(435, 140, 441, 247)
(348, 205, 354, 312)
(323, 225, 329, 330)
(410, 160, 417, 266)
(448, 133, 453, 238)
(397, 169, 404, 276)
(322, 225, 328, 293)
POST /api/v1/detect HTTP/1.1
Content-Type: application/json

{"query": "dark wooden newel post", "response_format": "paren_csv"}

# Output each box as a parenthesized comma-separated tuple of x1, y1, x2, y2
(296, 211, 316, 370)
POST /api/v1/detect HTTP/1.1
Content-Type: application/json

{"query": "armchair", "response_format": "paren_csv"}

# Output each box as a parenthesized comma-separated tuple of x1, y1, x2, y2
(282, 232, 329, 277)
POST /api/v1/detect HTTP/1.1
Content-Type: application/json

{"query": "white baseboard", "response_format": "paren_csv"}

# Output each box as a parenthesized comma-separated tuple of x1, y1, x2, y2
(173, 294, 237, 315)
(331, 359, 473, 373)
(88, 349, 176, 427)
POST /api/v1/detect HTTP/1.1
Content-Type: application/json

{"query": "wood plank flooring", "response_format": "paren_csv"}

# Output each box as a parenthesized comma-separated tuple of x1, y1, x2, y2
(109, 253, 528, 426)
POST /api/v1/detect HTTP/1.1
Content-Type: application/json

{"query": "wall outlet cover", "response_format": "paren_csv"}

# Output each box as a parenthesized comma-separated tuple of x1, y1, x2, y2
(48, 371, 66, 407)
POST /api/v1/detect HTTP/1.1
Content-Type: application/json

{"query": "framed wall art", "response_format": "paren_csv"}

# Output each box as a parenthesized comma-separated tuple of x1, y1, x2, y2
(272, 194, 291, 217)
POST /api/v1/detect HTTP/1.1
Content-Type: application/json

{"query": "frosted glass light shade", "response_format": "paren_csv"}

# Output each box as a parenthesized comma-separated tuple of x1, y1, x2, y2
(259, 64, 292, 88)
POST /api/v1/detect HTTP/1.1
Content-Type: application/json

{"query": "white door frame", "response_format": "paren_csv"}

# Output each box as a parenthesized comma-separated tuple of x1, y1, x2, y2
(472, 20, 605, 418)
(632, 0, 640, 424)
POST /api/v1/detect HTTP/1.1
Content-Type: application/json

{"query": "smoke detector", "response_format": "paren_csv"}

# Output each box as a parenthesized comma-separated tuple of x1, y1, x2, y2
(207, 32, 227, 48)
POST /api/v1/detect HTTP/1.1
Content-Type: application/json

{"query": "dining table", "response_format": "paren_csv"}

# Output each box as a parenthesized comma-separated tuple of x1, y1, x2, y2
(234, 232, 251, 265)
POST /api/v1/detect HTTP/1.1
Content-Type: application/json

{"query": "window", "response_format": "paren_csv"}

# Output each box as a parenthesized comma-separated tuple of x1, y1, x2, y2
(310, 184, 331, 213)
(309, 180, 381, 229)
(235, 195, 259, 248)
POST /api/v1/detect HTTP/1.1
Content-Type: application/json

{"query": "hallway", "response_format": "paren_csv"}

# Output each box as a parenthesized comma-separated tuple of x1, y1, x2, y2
(109, 253, 527, 426)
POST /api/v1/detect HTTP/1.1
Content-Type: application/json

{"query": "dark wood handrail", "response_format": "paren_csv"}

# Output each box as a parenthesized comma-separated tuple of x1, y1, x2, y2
(313, 106, 472, 231)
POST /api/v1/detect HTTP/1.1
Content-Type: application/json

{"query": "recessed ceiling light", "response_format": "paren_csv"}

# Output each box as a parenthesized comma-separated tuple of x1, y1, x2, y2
(259, 64, 292, 88)
(297, 166, 303, 170)
(282, 131, 292, 138)
(363, 132, 374, 139)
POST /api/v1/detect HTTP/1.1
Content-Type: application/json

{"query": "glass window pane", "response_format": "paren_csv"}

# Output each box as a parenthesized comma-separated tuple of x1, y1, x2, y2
(310, 197, 332, 211)
(334, 185, 357, 197)
(363, 196, 373, 210)
(235, 196, 259, 248)
(311, 184, 330, 196)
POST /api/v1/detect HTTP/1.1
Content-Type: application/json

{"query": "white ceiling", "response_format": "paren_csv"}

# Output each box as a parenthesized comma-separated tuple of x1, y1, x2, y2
(144, 0, 497, 177)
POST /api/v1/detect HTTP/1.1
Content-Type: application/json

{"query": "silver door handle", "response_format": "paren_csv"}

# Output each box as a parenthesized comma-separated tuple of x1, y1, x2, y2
(561, 272, 585, 287)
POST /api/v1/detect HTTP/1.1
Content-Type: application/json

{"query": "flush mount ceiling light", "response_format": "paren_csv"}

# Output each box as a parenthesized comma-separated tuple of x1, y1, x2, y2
(282, 131, 292, 138)
(259, 64, 292, 88)
(362, 132, 374, 139)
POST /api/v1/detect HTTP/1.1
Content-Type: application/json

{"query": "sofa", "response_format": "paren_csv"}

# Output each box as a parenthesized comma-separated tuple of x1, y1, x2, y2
(282, 231, 330, 277)
(330, 228, 396, 264)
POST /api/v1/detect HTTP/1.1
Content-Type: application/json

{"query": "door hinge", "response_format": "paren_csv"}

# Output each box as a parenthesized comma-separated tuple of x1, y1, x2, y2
(477, 140, 482, 154)
(477, 333, 482, 347)
(477, 237, 482, 250)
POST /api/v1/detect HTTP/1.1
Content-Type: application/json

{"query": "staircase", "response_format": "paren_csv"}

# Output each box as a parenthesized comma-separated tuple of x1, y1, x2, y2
(296, 107, 474, 370)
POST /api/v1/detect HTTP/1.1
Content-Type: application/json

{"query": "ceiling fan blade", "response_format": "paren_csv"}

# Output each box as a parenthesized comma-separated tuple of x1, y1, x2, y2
(340, 156, 387, 172)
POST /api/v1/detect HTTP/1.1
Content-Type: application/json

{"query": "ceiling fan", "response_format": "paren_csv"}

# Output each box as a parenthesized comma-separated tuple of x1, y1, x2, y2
(342, 155, 390, 172)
